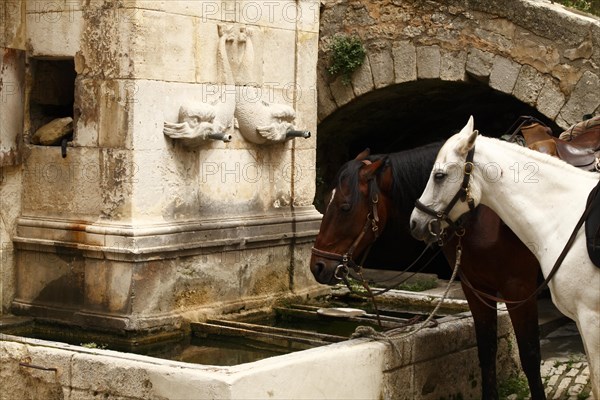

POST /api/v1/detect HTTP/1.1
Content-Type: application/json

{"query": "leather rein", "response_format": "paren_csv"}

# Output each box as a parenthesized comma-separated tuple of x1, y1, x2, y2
(413, 143, 600, 310)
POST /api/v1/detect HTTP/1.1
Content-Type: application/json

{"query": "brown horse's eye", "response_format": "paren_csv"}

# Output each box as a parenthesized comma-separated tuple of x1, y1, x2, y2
(340, 203, 351, 212)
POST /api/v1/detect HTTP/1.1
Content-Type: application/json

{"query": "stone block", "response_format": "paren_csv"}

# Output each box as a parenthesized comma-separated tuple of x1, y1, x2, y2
(393, 41, 417, 83)
(489, 55, 521, 94)
(131, 10, 196, 83)
(0, 48, 25, 167)
(84, 260, 133, 314)
(317, 70, 338, 122)
(297, 0, 320, 33)
(70, 352, 156, 398)
(97, 79, 135, 149)
(370, 48, 395, 88)
(75, 6, 135, 79)
(412, 348, 481, 399)
(291, 148, 317, 206)
(558, 70, 600, 126)
(440, 50, 467, 82)
(26, 9, 83, 57)
(235, 0, 298, 31)
(1, 1, 26, 50)
(416, 45, 441, 79)
(262, 28, 296, 87)
(351, 58, 375, 97)
(329, 77, 355, 107)
(13, 247, 85, 312)
(195, 21, 219, 84)
(20, 147, 107, 219)
(466, 48, 495, 80)
(513, 65, 546, 106)
(537, 78, 566, 120)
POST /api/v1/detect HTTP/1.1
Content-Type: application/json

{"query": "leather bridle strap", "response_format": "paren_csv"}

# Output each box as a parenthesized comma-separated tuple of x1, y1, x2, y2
(460, 176, 600, 310)
(310, 165, 381, 275)
(414, 147, 476, 242)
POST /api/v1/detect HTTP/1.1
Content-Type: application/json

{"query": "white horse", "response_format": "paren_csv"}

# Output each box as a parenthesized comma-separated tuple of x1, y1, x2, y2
(410, 116, 599, 398)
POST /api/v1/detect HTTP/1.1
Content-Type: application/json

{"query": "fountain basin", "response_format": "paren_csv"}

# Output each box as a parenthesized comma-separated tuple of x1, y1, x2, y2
(0, 290, 519, 399)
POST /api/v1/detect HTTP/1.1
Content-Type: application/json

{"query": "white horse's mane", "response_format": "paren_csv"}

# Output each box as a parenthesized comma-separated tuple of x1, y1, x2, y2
(477, 135, 598, 179)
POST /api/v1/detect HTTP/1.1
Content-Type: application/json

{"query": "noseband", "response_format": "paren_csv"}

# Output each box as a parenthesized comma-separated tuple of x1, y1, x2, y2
(311, 161, 382, 281)
(414, 147, 476, 245)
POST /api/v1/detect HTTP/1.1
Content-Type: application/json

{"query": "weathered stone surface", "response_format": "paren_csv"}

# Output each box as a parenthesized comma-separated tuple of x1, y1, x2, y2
(513, 65, 545, 106)
(392, 41, 417, 83)
(537, 78, 566, 120)
(329, 77, 355, 107)
(370, 48, 395, 88)
(466, 48, 495, 80)
(440, 50, 467, 82)
(416, 45, 441, 79)
(31, 117, 73, 145)
(489, 56, 521, 94)
(351, 57, 375, 97)
(558, 70, 600, 127)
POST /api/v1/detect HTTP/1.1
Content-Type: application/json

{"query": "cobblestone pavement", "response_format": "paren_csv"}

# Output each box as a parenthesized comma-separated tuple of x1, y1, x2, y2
(538, 321, 595, 400)
(540, 354, 594, 400)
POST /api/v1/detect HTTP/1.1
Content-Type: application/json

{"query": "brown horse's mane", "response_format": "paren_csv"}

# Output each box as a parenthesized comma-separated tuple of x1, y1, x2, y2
(335, 141, 443, 214)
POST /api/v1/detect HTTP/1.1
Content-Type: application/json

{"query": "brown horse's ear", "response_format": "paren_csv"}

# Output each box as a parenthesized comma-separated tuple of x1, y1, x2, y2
(354, 148, 370, 161)
(360, 158, 386, 180)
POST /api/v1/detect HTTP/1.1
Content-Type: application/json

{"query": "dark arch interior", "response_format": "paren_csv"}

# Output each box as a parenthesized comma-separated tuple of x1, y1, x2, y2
(315, 78, 560, 278)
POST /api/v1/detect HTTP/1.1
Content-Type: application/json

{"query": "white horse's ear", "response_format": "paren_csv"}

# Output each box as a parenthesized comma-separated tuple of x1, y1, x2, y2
(456, 116, 478, 155)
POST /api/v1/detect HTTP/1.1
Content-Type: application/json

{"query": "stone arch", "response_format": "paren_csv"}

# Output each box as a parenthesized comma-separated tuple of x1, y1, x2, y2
(317, 0, 600, 128)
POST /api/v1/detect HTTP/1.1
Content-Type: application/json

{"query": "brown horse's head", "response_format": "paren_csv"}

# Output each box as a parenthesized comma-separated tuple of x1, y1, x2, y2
(310, 149, 393, 285)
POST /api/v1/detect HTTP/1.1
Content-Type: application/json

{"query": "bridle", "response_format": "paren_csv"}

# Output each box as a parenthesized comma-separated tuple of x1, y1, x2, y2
(311, 160, 381, 282)
(414, 147, 477, 245)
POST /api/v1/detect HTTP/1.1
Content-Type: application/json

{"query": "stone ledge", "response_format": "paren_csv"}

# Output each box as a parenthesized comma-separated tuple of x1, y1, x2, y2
(14, 207, 322, 262)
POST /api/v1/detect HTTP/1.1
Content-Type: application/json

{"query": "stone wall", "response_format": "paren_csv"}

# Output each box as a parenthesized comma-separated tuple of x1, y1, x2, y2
(318, 0, 600, 128)
(1, 1, 27, 315)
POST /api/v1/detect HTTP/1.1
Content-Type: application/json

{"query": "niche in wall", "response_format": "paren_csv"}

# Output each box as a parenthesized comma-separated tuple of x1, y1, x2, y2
(28, 58, 76, 144)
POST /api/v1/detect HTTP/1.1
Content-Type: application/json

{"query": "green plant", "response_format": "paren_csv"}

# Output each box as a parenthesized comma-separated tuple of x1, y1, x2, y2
(555, 0, 599, 16)
(397, 278, 438, 292)
(327, 34, 366, 85)
(577, 390, 591, 400)
(80, 342, 107, 349)
(498, 374, 530, 400)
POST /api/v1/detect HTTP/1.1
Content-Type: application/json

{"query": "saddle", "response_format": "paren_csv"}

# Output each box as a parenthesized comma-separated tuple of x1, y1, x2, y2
(507, 115, 600, 266)
(519, 116, 600, 171)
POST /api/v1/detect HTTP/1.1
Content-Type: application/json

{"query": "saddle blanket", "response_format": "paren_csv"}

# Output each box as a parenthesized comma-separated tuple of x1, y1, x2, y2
(586, 179, 600, 267)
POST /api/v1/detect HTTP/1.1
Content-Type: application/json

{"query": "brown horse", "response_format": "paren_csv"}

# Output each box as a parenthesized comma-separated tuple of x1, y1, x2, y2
(310, 143, 545, 400)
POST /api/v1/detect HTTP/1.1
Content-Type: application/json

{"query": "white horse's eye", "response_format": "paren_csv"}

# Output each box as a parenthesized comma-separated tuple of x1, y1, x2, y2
(434, 172, 447, 181)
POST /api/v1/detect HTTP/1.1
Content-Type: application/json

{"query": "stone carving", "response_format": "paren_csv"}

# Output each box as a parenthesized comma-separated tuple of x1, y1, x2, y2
(235, 87, 310, 144)
(163, 23, 310, 146)
(163, 104, 232, 146)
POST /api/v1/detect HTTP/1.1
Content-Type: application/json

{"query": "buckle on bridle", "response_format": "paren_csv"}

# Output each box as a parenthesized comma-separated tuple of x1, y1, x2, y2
(334, 264, 350, 280)
(428, 219, 446, 246)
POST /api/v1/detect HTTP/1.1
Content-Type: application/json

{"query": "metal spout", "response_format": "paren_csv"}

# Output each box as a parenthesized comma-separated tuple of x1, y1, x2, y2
(208, 132, 233, 142)
(286, 130, 311, 139)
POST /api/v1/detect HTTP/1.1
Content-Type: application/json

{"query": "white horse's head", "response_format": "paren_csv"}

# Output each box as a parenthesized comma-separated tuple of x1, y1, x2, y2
(410, 116, 482, 244)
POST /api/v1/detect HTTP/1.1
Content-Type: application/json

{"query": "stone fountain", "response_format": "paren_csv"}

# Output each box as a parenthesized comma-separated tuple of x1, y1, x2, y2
(1, 0, 322, 338)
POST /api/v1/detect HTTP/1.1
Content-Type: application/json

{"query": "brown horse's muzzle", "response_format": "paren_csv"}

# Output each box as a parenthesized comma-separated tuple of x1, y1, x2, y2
(309, 255, 343, 285)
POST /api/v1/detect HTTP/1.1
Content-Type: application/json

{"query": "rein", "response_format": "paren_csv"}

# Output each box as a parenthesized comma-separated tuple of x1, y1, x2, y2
(459, 179, 600, 311)
(414, 146, 477, 245)
(416, 141, 600, 310)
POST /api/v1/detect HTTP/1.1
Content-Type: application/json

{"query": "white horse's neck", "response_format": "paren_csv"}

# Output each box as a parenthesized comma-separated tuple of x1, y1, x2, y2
(472, 136, 597, 269)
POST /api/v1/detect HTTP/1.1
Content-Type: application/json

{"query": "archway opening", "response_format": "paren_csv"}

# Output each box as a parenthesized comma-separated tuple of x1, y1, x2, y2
(315, 78, 560, 277)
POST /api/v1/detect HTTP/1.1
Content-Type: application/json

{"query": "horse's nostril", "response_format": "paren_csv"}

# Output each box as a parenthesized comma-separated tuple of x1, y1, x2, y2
(410, 220, 416, 231)
(315, 261, 325, 275)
